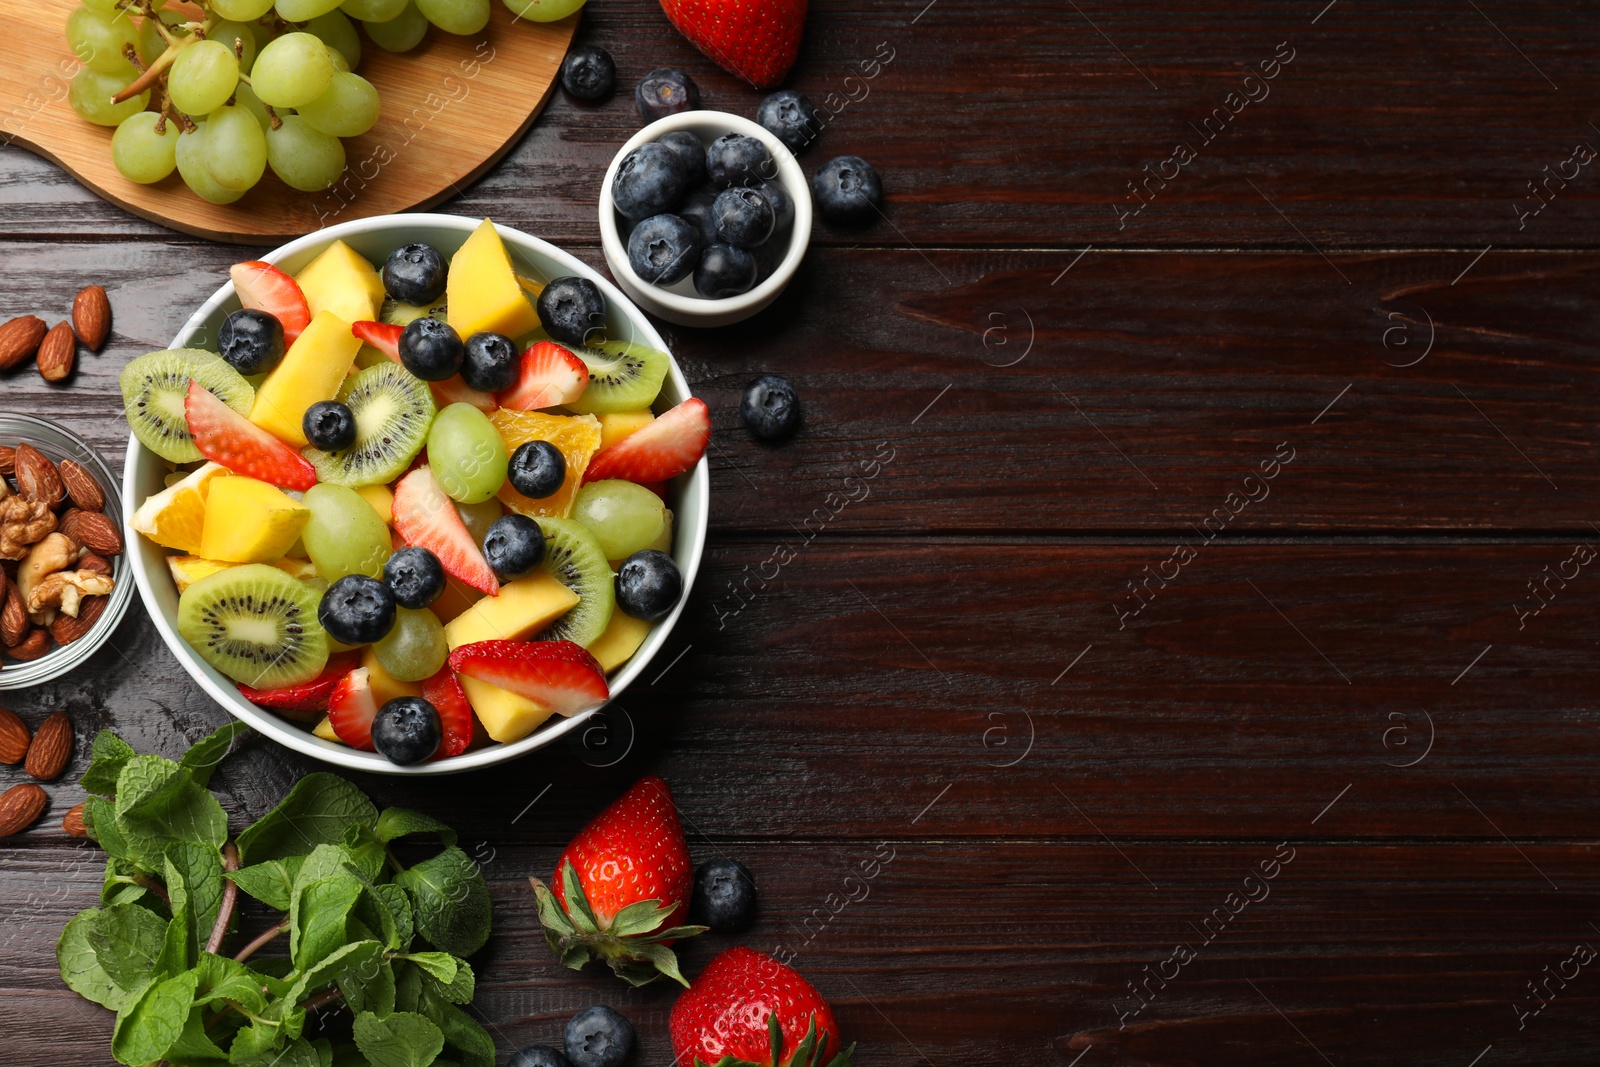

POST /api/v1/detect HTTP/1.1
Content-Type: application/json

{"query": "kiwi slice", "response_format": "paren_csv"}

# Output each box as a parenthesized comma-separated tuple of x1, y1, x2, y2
(535, 516, 615, 647)
(567, 340, 669, 414)
(304, 363, 437, 487)
(177, 564, 329, 689)
(120, 348, 255, 463)
(379, 296, 448, 327)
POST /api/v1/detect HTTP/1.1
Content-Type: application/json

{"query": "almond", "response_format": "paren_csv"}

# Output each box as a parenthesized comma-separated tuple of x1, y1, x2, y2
(62, 802, 88, 838)
(52, 593, 107, 645)
(0, 316, 46, 372)
(0, 706, 28, 764)
(0, 446, 14, 476)
(61, 510, 121, 556)
(0, 578, 26, 647)
(25, 710, 72, 780)
(72, 286, 110, 351)
(0, 782, 47, 839)
(8, 629, 50, 660)
(77, 553, 111, 576)
(57, 459, 105, 513)
(14, 445, 65, 509)
(36, 321, 76, 383)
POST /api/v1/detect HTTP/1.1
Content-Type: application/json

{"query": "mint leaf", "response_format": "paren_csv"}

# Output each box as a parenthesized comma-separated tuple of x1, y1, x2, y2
(339, 955, 396, 1016)
(87, 902, 167, 989)
(167, 840, 226, 954)
(101, 856, 148, 907)
(116, 754, 228, 864)
(375, 808, 458, 848)
(229, 1020, 288, 1066)
(395, 847, 491, 957)
(58, 909, 143, 1011)
(84, 796, 135, 866)
(80, 730, 135, 795)
(415, 987, 494, 1067)
(110, 969, 198, 1067)
(164, 1004, 231, 1066)
(155, 854, 193, 975)
(236, 773, 378, 865)
(180, 721, 251, 786)
(398, 952, 457, 986)
(348, 866, 412, 951)
(353, 1010, 445, 1067)
(282, 938, 384, 1009)
(423, 960, 474, 1006)
(291, 874, 363, 970)
(228, 858, 299, 911)
(193, 952, 286, 1017)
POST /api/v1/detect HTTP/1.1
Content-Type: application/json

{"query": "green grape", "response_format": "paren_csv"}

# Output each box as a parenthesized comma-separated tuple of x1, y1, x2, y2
(298, 71, 379, 137)
(81, 0, 123, 13)
(428, 403, 509, 504)
(373, 607, 448, 682)
(137, 16, 166, 64)
(362, 2, 428, 51)
(234, 82, 272, 130)
(265, 114, 347, 191)
(417, 0, 488, 35)
(300, 484, 393, 581)
(455, 497, 503, 550)
(68, 68, 149, 126)
(251, 32, 334, 107)
(175, 125, 246, 203)
(201, 104, 267, 191)
(66, 6, 142, 74)
(341, 0, 405, 24)
(208, 19, 258, 73)
(305, 10, 361, 68)
(275, 0, 343, 23)
(211, 0, 274, 19)
(499, 0, 584, 20)
(571, 479, 667, 560)
(111, 111, 179, 183)
(326, 45, 351, 72)
(168, 39, 239, 116)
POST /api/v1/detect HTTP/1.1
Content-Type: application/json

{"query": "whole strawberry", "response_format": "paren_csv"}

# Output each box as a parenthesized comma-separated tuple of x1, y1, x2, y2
(670, 946, 856, 1067)
(657, 0, 807, 89)
(530, 775, 705, 985)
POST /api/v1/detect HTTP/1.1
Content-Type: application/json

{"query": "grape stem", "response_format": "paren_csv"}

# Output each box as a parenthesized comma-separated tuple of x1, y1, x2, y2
(110, 39, 179, 103)
(121, 43, 147, 74)
(263, 103, 283, 131)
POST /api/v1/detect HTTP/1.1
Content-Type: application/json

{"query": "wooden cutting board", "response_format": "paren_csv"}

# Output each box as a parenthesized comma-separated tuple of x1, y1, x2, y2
(0, 0, 575, 242)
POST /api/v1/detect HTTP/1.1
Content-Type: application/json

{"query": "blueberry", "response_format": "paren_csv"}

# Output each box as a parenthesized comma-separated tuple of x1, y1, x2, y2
(757, 89, 820, 154)
(656, 130, 706, 186)
(399, 317, 464, 382)
(755, 179, 794, 233)
(635, 67, 698, 122)
(705, 132, 773, 189)
(383, 546, 445, 610)
(694, 243, 758, 299)
(612, 143, 687, 221)
(560, 45, 614, 101)
(690, 857, 757, 931)
(812, 155, 883, 227)
(302, 400, 357, 451)
(483, 514, 546, 581)
(627, 214, 700, 286)
(508, 441, 567, 498)
(382, 242, 447, 305)
(461, 331, 518, 393)
(564, 1006, 634, 1067)
(537, 277, 607, 348)
(218, 308, 284, 376)
(372, 696, 441, 765)
(740, 373, 800, 441)
(510, 1047, 572, 1067)
(615, 550, 682, 621)
(750, 238, 785, 282)
(676, 186, 719, 247)
(318, 574, 396, 645)
(712, 187, 775, 249)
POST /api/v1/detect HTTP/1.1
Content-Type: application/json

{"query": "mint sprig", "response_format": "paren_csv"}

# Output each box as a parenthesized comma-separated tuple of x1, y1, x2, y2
(57, 723, 496, 1067)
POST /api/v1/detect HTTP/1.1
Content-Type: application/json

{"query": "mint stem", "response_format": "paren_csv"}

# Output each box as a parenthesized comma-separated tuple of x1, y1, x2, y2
(132, 874, 170, 907)
(204, 842, 240, 956)
(233, 917, 289, 963)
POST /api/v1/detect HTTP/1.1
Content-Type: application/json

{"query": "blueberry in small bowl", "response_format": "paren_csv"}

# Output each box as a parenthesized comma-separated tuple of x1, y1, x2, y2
(712, 187, 775, 249)
(627, 214, 701, 285)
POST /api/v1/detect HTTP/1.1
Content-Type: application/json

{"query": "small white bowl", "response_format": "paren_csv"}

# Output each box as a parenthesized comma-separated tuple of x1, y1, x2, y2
(599, 110, 812, 328)
(121, 213, 709, 775)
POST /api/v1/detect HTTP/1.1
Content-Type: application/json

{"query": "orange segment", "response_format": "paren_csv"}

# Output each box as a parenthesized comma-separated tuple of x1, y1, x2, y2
(130, 462, 230, 554)
(490, 410, 601, 519)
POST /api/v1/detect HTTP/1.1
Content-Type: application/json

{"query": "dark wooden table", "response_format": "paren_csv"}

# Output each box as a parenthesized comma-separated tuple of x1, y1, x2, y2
(5, 1, 1600, 1063)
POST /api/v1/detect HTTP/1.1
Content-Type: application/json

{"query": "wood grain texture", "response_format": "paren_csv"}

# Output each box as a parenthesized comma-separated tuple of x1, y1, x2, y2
(0, 0, 575, 240)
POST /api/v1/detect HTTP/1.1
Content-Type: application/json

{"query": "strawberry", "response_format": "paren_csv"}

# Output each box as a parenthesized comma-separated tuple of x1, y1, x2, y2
(529, 775, 705, 986)
(185, 380, 317, 491)
(670, 947, 855, 1067)
(238, 651, 361, 717)
(392, 467, 500, 595)
(448, 640, 609, 717)
(327, 666, 379, 751)
(352, 321, 498, 412)
(499, 340, 588, 410)
(658, 0, 807, 89)
(582, 397, 710, 485)
(230, 261, 311, 346)
(420, 666, 476, 760)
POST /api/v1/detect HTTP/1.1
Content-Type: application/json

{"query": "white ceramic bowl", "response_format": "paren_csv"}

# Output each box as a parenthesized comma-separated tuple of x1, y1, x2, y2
(121, 213, 709, 775)
(599, 110, 812, 328)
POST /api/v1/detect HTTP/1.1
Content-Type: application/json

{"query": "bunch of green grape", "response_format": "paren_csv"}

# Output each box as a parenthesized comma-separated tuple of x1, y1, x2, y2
(65, 0, 588, 204)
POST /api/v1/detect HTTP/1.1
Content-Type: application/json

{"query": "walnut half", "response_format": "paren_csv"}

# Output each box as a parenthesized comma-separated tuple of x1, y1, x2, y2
(26, 569, 114, 618)
(0, 498, 57, 560)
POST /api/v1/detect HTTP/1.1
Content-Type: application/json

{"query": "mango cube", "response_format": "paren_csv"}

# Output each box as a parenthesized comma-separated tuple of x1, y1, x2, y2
(458, 679, 553, 744)
(250, 310, 363, 446)
(447, 219, 541, 341)
(597, 409, 655, 451)
(295, 240, 385, 327)
(587, 611, 653, 673)
(361, 646, 423, 704)
(443, 572, 579, 743)
(199, 477, 310, 563)
(354, 483, 395, 525)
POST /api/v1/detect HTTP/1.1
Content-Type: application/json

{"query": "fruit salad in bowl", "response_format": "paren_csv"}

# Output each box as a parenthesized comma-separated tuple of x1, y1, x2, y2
(120, 214, 708, 773)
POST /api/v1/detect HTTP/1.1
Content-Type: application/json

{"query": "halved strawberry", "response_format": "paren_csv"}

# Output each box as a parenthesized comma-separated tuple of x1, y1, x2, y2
(327, 666, 379, 751)
(392, 467, 500, 595)
(499, 340, 588, 410)
(231, 261, 311, 346)
(420, 667, 476, 760)
(582, 397, 710, 484)
(448, 640, 608, 716)
(238, 651, 361, 718)
(185, 380, 317, 490)
(352, 320, 498, 412)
